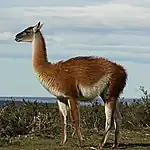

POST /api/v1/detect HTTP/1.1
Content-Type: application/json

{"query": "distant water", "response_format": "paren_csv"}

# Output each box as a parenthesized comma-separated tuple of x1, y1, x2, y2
(0, 96, 142, 107)
(0, 96, 56, 103)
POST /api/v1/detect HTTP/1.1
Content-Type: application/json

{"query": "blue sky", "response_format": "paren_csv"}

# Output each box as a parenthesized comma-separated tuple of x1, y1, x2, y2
(0, 0, 150, 98)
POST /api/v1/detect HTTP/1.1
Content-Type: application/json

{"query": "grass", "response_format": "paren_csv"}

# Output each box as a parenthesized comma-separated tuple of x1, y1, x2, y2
(0, 129, 150, 150)
(0, 87, 150, 149)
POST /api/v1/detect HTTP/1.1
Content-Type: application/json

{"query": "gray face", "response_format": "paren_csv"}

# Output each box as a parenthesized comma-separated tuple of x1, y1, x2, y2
(15, 26, 35, 43)
(15, 22, 43, 43)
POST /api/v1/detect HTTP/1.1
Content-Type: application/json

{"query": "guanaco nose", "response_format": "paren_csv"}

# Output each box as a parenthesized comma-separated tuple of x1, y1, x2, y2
(15, 31, 25, 42)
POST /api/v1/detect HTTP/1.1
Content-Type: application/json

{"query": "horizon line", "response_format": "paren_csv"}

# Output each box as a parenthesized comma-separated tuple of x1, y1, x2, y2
(0, 96, 141, 99)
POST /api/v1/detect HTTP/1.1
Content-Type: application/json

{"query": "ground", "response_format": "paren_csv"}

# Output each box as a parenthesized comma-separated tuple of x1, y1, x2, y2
(0, 129, 149, 150)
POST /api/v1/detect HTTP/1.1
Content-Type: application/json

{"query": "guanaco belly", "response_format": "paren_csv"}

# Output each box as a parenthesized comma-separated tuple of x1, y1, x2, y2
(77, 74, 111, 100)
(36, 72, 111, 101)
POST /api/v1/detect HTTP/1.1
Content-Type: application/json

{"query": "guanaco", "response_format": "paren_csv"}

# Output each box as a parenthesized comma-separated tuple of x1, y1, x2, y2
(15, 22, 127, 149)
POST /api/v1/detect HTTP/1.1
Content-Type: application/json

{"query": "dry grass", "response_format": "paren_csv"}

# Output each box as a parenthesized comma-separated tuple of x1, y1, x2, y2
(0, 129, 150, 150)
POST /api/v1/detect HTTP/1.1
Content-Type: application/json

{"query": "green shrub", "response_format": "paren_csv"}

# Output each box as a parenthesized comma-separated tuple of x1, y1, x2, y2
(0, 86, 149, 145)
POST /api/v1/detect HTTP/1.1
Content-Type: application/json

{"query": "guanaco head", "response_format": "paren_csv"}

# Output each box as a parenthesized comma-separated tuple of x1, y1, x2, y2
(15, 22, 44, 43)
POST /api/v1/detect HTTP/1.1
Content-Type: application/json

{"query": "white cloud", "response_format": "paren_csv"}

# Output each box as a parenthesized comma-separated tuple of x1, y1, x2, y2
(0, 32, 13, 42)
(112, 0, 150, 7)
(0, 3, 150, 31)
(0, 3, 150, 46)
(0, 0, 109, 7)
(0, 3, 150, 41)
(0, 1, 150, 98)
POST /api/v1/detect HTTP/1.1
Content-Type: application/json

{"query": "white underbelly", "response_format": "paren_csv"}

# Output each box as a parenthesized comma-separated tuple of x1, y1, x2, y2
(78, 74, 111, 99)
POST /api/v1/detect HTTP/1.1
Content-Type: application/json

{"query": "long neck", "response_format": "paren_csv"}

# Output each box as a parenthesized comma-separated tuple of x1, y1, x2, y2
(32, 31, 49, 71)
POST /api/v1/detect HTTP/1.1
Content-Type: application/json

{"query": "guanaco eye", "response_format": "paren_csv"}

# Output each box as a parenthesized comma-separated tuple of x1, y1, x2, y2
(25, 30, 31, 34)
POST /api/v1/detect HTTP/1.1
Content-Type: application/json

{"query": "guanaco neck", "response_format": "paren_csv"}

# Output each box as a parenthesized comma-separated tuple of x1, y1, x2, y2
(32, 31, 49, 72)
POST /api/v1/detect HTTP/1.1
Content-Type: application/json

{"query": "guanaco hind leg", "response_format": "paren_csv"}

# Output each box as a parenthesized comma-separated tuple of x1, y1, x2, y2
(99, 98, 116, 149)
(113, 102, 122, 148)
(68, 98, 83, 147)
(57, 100, 67, 145)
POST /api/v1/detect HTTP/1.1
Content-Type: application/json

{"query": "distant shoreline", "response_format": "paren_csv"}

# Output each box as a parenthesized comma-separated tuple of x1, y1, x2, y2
(0, 96, 56, 103)
(0, 96, 140, 99)
(0, 96, 142, 104)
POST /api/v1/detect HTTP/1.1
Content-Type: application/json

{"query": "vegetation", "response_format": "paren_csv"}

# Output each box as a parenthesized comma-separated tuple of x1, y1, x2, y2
(0, 87, 150, 149)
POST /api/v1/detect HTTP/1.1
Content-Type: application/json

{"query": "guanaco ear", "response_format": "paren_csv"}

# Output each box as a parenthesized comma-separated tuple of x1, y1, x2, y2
(33, 22, 44, 33)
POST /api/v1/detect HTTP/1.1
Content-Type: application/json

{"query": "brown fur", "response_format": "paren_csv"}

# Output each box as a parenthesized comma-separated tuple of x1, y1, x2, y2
(15, 23, 127, 149)
(34, 55, 127, 99)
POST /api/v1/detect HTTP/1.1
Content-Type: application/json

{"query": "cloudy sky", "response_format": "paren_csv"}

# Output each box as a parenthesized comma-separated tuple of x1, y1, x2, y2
(0, 0, 150, 98)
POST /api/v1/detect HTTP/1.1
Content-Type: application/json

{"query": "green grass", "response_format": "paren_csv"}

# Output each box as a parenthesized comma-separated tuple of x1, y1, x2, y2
(0, 129, 150, 150)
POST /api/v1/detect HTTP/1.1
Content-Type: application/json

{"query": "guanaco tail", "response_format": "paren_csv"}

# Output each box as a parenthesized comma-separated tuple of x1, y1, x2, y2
(15, 22, 127, 150)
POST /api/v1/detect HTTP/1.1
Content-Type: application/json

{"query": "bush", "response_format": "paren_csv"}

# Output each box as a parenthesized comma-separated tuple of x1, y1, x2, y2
(0, 87, 150, 145)
(0, 100, 60, 138)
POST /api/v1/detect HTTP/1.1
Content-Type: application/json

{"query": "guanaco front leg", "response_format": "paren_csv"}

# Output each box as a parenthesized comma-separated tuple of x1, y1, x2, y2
(57, 100, 67, 145)
(69, 98, 83, 147)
